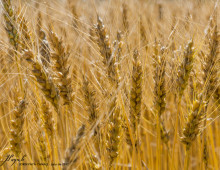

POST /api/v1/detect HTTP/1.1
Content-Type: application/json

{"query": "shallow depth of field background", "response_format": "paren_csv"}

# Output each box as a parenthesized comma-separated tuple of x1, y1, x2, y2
(0, 0, 219, 170)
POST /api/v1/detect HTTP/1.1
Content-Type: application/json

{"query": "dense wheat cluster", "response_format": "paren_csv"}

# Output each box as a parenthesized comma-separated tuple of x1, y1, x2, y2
(0, 0, 219, 169)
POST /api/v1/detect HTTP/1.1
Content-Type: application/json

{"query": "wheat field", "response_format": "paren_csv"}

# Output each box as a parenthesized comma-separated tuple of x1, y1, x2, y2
(0, 0, 219, 169)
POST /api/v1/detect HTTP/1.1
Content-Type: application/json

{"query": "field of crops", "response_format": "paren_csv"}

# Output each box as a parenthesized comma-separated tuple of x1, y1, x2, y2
(0, 0, 219, 169)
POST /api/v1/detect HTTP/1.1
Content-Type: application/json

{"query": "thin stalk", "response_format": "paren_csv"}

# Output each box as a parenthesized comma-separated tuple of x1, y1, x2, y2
(184, 147, 190, 170)
(156, 114, 161, 170)
(172, 97, 181, 170)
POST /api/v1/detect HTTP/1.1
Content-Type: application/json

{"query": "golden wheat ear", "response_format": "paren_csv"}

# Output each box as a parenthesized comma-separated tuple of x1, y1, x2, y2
(41, 99, 55, 139)
(177, 39, 195, 98)
(201, 21, 219, 169)
(47, 28, 73, 105)
(122, 3, 129, 33)
(63, 124, 86, 170)
(36, 12, 51, 68)
(17, 12, 32, 51)
(130, 49, 142, 136)
(214, 86, 220, 106)
(106, 100, 122, 167)
(152, 44, 169, 144)
(23, 50, 60, 111)
(203, 25, 219, 102)
(181, 97, 205, 170)
(10, 98, 26, 157)
(82, 75, 99, 128)
(2, 0, 20, 51)
(37, 130, 49, 163)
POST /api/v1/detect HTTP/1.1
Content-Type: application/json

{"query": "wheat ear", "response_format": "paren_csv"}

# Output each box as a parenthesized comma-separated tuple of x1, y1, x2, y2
(130, 49, 143, 139)
(41, 99, 55, 138)
(63, 124, 85, 170)
(202, 23, 219, 169)
(106, 98, 121, 167)
(17, 13, 32, 50)
(152, 47, 169, 143)
(181, 98, 205, 169)
(23, 50, 60, 111)
(122, 3, 129, 33)
(36, 12, 51, 68)
(177, 39, 195, 98)
(95, 16, 118, 83)
(48, 29, 73, 105)
(10, 99, 26, 157)
(82, 76, 99, 131)
(37, 130, 49, 163)
(2, 0, 19, 50)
